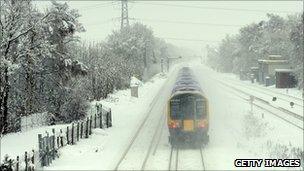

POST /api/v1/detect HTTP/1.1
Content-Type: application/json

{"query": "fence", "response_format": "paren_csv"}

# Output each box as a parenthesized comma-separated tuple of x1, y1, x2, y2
(1, 104, 112, 171)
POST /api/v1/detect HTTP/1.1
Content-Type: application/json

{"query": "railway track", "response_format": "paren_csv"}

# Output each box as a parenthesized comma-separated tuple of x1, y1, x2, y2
(216, 79, 304, 130)
(169, 147, 206, 171)
(141, 114, 166, 170)
(114, 70, 177, 170)
(216, 79, 303, 120)
(225, 77, 303, 108)
(114, 88, 164, 170)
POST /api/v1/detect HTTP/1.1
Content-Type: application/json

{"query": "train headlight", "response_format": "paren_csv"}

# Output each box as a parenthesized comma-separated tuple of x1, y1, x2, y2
(169, 121, 180, 128)
(198, 120, 207, 128)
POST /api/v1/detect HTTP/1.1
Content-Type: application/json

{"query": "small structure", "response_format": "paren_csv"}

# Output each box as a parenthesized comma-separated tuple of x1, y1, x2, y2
(275, 69, 297, 88)
(130, 76, 142, 98)
(258, 55, 290, 86)
(250, 67, 259, 83)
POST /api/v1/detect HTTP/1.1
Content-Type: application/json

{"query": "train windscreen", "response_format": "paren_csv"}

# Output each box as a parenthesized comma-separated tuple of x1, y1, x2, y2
(181, 95, 195, 119)
(170, 99, 181, 119)
(196, 98, 206, 119)
(170, 94, 206, 120)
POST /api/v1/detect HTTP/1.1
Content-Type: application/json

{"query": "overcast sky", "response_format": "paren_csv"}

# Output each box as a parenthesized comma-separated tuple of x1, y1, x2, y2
(36, 1, 303, 54)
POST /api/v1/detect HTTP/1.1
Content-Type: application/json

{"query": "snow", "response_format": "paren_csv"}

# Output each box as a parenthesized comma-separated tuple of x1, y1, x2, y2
(1, 124, 70, 162)
(2, 60, 303, 170)
(190, 63, 303, 170)
(64, 58, 72, 67)
(130, 76, 142, 87)
(45, 72, 169, 170)
(275, 68, 294, 72)
(44, 62, 302, 170)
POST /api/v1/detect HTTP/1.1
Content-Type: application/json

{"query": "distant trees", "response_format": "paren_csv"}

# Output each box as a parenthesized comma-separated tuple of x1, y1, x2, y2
(70, 22, 182, 101)
(206, 13, 303, 88)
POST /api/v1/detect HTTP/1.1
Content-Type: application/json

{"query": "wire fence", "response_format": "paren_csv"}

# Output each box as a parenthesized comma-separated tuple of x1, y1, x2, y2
(0, 104, 112, 171)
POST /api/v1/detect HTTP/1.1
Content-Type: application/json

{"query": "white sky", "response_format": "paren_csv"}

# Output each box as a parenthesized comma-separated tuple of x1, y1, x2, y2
(35, 1, 303, 54)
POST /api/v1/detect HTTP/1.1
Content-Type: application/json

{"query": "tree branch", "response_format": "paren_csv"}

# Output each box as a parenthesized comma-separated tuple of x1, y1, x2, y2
(3, 12, 51, 51)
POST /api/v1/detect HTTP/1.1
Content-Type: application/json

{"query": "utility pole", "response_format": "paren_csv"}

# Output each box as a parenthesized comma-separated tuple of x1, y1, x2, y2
(160, 58, 164, 73)
(121, 0, 129, 30)
(144, 42, 147, 68)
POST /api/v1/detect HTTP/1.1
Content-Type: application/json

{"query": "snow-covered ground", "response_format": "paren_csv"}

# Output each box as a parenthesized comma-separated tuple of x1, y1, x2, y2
(216, 73, 303, 117)
(45, 72, 171, 170)
(191, 63, 303, 170)
(2, 61, 303, 170)
(1, 124, 71, 163)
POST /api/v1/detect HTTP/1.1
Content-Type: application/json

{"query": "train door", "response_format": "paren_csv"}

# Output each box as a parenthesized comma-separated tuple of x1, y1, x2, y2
(181, 94, 195, 132)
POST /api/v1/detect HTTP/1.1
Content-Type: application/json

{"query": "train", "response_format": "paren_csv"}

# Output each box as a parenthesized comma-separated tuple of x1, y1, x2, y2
(167, 67, 209, 146)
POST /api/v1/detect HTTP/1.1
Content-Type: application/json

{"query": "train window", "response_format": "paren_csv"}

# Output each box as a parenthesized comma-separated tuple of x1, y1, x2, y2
(181, 95, 195, 119)
(170, 99, 181, 119)
(170, 94, 205, 120)
(196, 99, 206, 119)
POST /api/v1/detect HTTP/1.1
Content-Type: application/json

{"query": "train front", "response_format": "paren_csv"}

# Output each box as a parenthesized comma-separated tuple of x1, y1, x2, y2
(167, 68, 209, 146)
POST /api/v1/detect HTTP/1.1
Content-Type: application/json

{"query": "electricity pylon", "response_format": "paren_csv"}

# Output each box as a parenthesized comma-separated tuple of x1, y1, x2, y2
(121, 0, 129, 29)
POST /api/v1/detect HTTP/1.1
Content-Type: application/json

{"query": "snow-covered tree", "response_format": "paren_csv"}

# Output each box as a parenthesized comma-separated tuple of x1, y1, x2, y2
(0, 0, 48, 133)
(206, 13, 303, 88)
(289, 14, 303, 88)
(41, 1, 87, 122)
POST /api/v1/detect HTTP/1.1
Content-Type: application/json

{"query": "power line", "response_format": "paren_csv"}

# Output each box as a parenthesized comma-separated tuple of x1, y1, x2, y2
(130, 17, 243, 27)
(136, 2, 296, 14)
(77, 1, 120, 11)
(84, 18, 118, 27)
(158, 37, 220, 43)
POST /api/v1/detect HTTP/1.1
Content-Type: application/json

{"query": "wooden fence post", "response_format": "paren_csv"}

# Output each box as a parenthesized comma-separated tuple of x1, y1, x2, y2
(30, 150, 34, 171)
(100, 104, 103, 128)
(89, 116, 92, 135)
(46, 132, 50, 166)
(38, 134, 44, 167)
(109, 109, 112, 127)
(80, 122, 83, 139)
(71, 123, 74, 145)
(66, 126, 69, 145)
(99, 111, 103, 129)
(60, 129, 63, 147)
(42, 136, 47, 166)
(25, 151, 28, 171)
(85, 118, 89, 138)
(106, 112, 109, 128)
(7, 157, 13, 171)
(52, 128, 55, 160)
(94, 114, 97, 128)
(16, 156, 19, 171)
(77, 122, 80, 141)
(56, 137, 60, 149)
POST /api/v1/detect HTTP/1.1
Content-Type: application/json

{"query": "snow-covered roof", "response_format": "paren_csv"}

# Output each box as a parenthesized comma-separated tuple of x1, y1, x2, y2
(275, 69, 294, 73)
(171, 67, 204, 95)
(268, 54, 282, 58)
(258, 59, 288, 64)
(130, 76, 142, 87)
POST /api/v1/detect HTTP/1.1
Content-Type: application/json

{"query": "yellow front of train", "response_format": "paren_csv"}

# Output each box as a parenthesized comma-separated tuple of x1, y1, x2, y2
(167, 91, 209, 146)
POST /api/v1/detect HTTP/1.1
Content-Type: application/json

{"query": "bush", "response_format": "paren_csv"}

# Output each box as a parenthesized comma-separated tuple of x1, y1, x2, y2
(60, 90, 89, 123)
(243, 112, 268, 139)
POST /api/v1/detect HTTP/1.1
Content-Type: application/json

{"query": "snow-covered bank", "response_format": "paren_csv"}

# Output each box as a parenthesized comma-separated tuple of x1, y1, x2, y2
(0, 72, 167, 166)
(191, 63, 303, 170)
(45, 73, 168, 170)
(1, 124, 70, 163)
